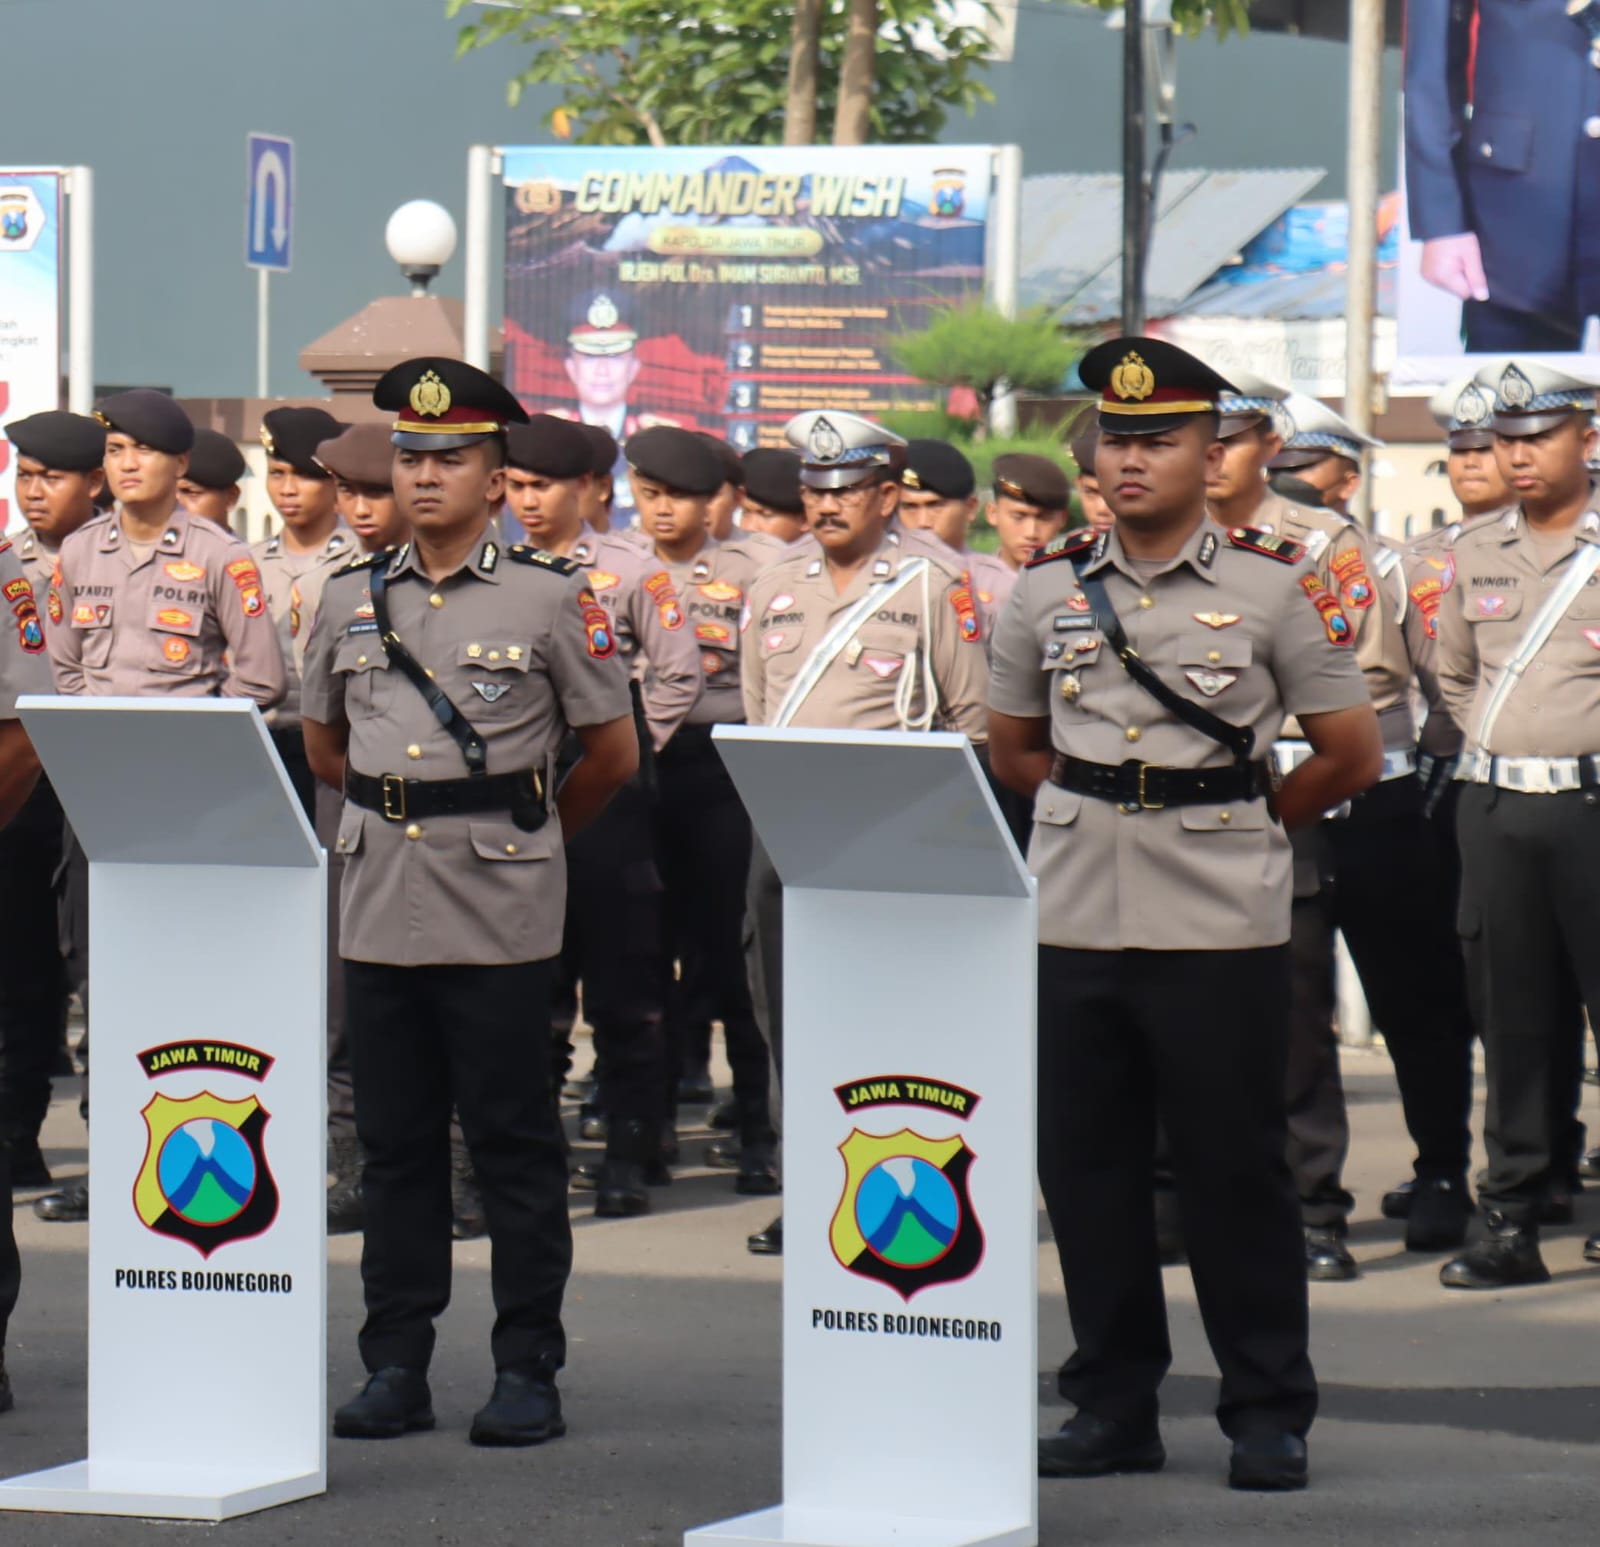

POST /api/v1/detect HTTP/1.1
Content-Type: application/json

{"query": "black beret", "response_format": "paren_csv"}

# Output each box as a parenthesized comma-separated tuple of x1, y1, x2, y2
(626, 426, 727, 496)
(740, 448, 803, 514)
(185, 429, 247, 489)
(505, 414, 594, 479)
(94, 389, 194, 455)
(314, 424, 394, 490)
(1068, 418, 1098, 475)
(697, 432, 744, 488)
(4, 410, 105, 472)
(373, 356, 528, 452)
(992, 452, 1070, 510)
(902, 439, 976, 499)
(261, 407, 344, 478)
(577, 422, 619, 477)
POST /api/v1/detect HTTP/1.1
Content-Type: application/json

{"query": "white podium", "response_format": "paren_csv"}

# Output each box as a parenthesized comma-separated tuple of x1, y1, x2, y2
(692, 728, 1038, 1547)
(0, 697, 327, 1521)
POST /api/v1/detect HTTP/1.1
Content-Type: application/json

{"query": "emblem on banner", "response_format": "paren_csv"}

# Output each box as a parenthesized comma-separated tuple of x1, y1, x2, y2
(829, 1127, 984, 1300)
(133, 1090, 279, 1257)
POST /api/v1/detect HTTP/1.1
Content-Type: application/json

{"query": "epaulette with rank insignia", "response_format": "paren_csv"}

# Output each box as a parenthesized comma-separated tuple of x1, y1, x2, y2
(508, 544, 580, 577)
(1226, 526, 1306, 565)
(1025, 528, 1097, 569)
(332, 550, 389, 578)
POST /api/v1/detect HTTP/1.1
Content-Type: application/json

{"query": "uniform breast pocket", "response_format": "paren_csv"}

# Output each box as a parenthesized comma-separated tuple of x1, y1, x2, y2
(147, 597, 206, 677)
(852, 620, 919, 681)
(1465, 111, 1531, 176)
(457, 642, 533, 718)
(334, 634, 395, 715)
(1179, 802, 1268, 836)
(1463, 590, 1523, 627)
(1176, 632, 1252, 701)
(468, 818, 559, 866)
(68, 601, 115, 671)
(1564, 575, 1600, 622)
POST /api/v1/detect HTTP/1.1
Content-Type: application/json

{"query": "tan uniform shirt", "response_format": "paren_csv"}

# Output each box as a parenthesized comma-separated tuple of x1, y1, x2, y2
(251, 524, 355, 727)
(1401, 521, 1471, 758)
(987, 523, 1370, 951)
(740, 530, 989, 739)
(300, 531, 633, 967)
(727, 526, 789, 563)
(47, 508, 286, 705)
(13, 527, 57, 595)
(0, 538, 54, 707)
(1437, 505, 1600, 756)
(569, 524, 702, 750)
(966, 550, 1016, 643)
(657, 538, 763, 725)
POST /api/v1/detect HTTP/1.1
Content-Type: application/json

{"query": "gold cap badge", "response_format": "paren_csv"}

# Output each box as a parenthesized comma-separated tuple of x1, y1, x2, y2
(409, 371, 452, 419)
(1109, 352, 1155, 403)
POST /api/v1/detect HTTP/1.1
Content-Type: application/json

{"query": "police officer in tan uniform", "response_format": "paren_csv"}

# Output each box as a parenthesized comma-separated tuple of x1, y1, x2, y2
(628, 426, 777, 1192)
(987, 453, 1072, 595)
(0, 413, 102, 1188)
(302, 357, 637, 1444)
(504, 414, 701, 1215)
(177, 430, 248, 533)
(739, 410, 990, 1256)
(0, 535, 52, 1413)
(1435, 359, 1600, 1287)
(253, 407, 352, 815)
(898, 439, 1013, 634)
(737, 449, 809, 548)
(36, 390, 287, 1225)
(988, 338, 1381, 1492)
(319, 424, 410, 554)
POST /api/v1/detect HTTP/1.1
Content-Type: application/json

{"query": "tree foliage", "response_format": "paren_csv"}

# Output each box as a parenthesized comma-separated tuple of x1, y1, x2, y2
(887, 303, 1083, 424)
(1080, 0, 1252, 38)
(448, 0, 998, 146)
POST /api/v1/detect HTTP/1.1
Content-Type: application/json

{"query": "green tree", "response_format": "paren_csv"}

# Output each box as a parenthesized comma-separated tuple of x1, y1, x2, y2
(887, 303, 1084, 430)
(1081, 0, 1251, 35)
(447, 0, 998, 146)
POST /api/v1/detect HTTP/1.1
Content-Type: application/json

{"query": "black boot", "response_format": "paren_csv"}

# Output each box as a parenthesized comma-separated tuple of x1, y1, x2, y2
(747, 1215, 783, 1254)
(333, 1368, 434, 1439)
(34, 1177, 88, 1222)
(707, 1099, 739, 1133)
(1440, 1211, 1550, 1289)
(1584, 1233, 1600, 1265)
(327, 1135, 365, 1235)
(451, 1137, 487, 1241)
(1229, 1431, 1308, 1492)
(735, 1100, 779, 1195)
(704, 1137, 741, 1169)
(594, 1119, 651, 1218)
(1380, 1179, 1414, 1220)
(1304, 1225, 1358, 1282)
(469, 1369, 566, 1447)
(1404, 1175, 1471, 1252)
(1038, 1411, 1164, 1478)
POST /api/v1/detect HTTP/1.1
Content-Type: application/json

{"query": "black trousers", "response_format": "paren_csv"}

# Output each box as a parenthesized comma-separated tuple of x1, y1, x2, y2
(315, 784, 355, 1140)
(1285, 890, 1351, 1227)
(0, 780, 68, 1148)
(270, 723, 317, 823)
(1462, 299, 1585, 355)
(1039, 945, 1316, 1439)
(346, 958, 570, 1374)
(57, 824, 89, 1121)
(1318, 776, 1476, 1183)
(655, 727, 771, 1130)
(745, 834, 784, 1084)
(1457, 785, 1598, 1224)
(0, 1141, 16, 1348)
(560, 779, 668, 1128)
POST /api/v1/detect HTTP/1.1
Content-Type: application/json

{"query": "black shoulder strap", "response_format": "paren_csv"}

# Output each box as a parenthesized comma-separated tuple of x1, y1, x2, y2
(368, 562, 488, 775)
(1070, 557, 1256, 765)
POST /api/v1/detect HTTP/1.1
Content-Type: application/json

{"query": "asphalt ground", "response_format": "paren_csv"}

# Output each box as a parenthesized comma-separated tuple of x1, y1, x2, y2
(4, 1043, 1600, 1545)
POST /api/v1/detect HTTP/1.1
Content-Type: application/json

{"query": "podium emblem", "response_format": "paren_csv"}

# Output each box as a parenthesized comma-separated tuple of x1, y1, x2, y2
(829, 1128, 984, 1300)
(133, 1091, 280, 1257)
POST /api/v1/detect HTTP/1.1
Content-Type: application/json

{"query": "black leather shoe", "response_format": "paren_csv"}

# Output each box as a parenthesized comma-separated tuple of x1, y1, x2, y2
(736, 1140, 781, 1196)
(707, 1100, 739, 1133)
(0, 1354, 12, 1415)
(747, 1215, 783, 1255)
(1405, 1176, 1471, 1252)
(1305, 1226, 1358, 1281)
(1229, 1431, 1307, 1492)
(469, 1370, 566, 1447)
(676, 1065, 715, 1105)
(568, 1160, 599, 1192)
(7, 1140, 51, 1191)
(705, 1138, 741, 1169)
(578, 1110, 607, 1144)
(1585, 1234, 1600, 1265)
(34, 1178, 87, 1222)
(1578, 1148, 1600, 1183)
(1440, 1212, 1550, 1289)
(1038, 1411, 1164, 1478)
(333, 1368, 434, 1439)
(1380, 1179, 1414, 1220)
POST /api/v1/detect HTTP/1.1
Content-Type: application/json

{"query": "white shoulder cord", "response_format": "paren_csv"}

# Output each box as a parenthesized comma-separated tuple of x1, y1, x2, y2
(893, 562, 939, 732)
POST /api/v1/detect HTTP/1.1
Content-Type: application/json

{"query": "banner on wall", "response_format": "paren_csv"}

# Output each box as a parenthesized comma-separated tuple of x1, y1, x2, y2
(0, 170, 64, 529)
(500, 145, 993, 523)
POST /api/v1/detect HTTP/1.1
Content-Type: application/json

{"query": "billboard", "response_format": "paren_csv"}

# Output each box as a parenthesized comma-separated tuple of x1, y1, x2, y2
(1396, 0, 1600, 384)
(500, 146, 993, 524)
(0, 170, 64, 529)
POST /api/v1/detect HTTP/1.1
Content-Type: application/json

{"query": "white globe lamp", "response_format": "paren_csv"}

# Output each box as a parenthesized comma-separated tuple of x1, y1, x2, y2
(385, 200, 458, 296)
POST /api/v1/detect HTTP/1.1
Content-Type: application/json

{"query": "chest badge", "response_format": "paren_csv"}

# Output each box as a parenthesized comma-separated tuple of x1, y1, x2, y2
(1059, 674, 1081, 702)
(699, 580, 742, 602)
(1193, 612, 1241, 629)
(1475, 595, 1507, 618)
(1067, 594, 1091, 613)
(1583, 629, 1600, 652)
(471, 681, 511, 703)
(1184, 669, 1239, 698)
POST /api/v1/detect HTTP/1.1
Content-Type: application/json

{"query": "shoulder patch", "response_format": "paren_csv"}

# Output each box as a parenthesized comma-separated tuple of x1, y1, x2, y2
(1228, 526, 1307, 565)
(333, 550, 388, 578)
(508, 544, 580, 577)
(1025, 528, 1097, 569)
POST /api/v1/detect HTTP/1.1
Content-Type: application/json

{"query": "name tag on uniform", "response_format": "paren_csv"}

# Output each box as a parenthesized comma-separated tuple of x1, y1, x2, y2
(1053, 614, 1097, 632)
(347, 620, 379, 636)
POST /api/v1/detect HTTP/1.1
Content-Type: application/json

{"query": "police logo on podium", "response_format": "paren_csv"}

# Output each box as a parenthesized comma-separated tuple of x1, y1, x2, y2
(133, 1091, 279, 1257)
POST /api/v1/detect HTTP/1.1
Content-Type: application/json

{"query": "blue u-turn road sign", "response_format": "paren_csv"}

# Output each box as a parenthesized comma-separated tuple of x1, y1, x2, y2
(246, 133, 294, 272)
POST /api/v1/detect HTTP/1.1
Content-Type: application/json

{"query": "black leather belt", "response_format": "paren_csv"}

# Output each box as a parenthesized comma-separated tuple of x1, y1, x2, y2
(345, 766, 547, 830)
(1049, 753, 1270, 811)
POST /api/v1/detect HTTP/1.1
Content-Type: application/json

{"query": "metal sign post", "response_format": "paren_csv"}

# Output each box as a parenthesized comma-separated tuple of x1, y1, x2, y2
(246, 133, 295, 400)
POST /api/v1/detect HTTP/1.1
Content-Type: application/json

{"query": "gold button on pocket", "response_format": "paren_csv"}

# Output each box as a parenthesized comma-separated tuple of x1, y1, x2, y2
(405, 823, 423, 841)
(1124, 726, 1142, 743)
(406, 745, 422, 760)
(1138, 596, 1154, 610)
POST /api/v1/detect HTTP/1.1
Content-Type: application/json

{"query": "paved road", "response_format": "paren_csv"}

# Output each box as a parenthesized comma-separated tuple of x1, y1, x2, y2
(4, 1047, 1600, 1544)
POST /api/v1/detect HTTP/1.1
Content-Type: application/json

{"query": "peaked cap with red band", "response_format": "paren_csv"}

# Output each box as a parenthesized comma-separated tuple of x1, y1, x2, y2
(1078, 336, 1237, 436)
(373, 356, 529, 452)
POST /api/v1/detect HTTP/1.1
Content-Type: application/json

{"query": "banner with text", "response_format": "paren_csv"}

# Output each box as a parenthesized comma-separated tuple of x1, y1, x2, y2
(500, 146, 992, 523)
(0, 170, 64, 530)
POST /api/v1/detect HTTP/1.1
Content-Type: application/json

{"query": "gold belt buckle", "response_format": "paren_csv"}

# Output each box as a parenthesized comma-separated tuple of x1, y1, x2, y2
(1138, 762, 1166, 811)
(381, 773, 406, 822)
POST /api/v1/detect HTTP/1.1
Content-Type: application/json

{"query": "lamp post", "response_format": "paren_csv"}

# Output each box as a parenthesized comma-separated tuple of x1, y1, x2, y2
(384, 200, 459, 297)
